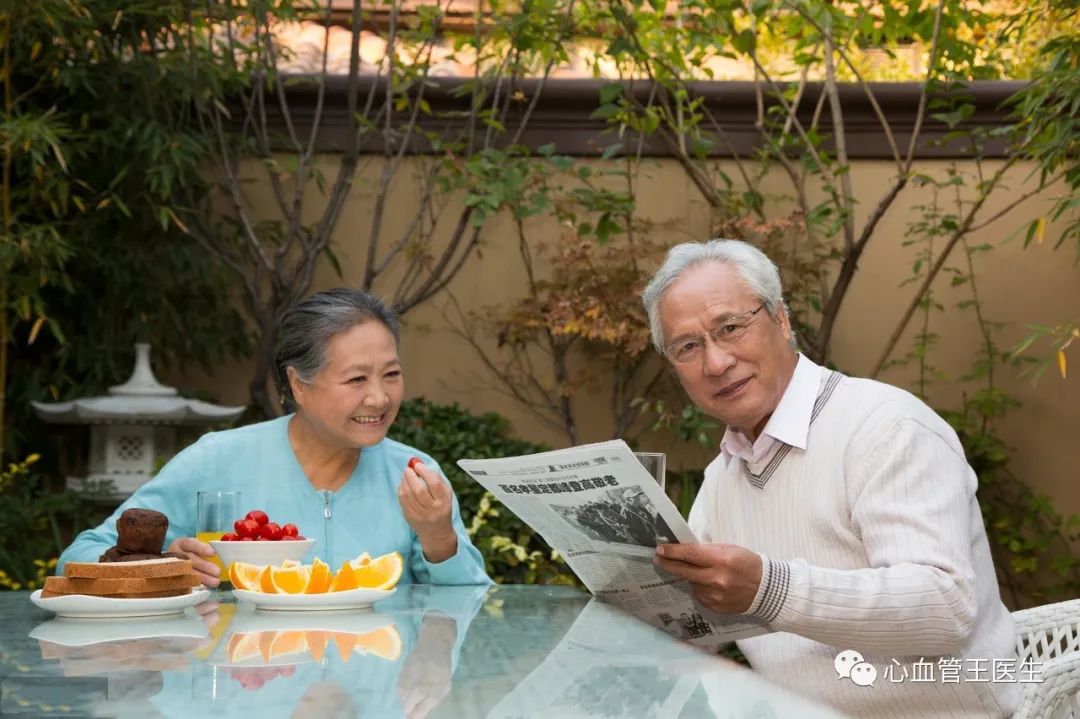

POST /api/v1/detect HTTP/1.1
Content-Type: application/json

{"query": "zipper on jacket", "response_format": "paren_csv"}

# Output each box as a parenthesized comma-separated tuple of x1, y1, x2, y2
(321, 490, 333, 567)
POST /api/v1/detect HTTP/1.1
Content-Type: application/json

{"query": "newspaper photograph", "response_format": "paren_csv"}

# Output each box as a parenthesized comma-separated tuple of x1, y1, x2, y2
(457, 440, 768, 649)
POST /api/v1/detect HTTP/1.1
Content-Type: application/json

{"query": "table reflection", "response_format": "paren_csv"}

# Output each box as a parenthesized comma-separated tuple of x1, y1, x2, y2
(8, 586, 844, 718)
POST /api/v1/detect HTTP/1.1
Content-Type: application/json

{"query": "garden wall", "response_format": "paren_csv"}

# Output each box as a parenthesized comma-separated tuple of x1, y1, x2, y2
(168, 154, 1080, 517)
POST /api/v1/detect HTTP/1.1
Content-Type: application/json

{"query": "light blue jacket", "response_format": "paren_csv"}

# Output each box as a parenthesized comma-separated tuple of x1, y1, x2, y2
(58, 416, 492, 585)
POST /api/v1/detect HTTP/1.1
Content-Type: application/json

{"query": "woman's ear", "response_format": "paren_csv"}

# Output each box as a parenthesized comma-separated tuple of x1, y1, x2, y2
(287, 367, 305, 408)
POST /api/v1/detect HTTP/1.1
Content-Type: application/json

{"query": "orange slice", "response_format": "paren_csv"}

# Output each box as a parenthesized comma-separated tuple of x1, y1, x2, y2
(270, 565, 311, 594)
(333, 632, 358, 662)
(226, 632, 262, 663)
(228, 562, 265, 592)
(354, 625, 403, 661)
(258, 565, 277, 593)
(258, 631, 276, 662)
(347, 552, 372, 570)
(328, 563, 360, 593)
(351, 552, 404, 590)
(281, 559, 302, 569)
(306, 630, 330, 662)
(305, 558, 331, 594)
(270, 631, 308, 659)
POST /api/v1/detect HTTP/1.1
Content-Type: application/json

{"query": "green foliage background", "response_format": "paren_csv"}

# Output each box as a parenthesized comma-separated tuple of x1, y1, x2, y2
(389, 398, 577, 585)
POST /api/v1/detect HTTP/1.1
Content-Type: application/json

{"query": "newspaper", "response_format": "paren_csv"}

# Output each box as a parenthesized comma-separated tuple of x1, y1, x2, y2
(457, 440, 768, 650)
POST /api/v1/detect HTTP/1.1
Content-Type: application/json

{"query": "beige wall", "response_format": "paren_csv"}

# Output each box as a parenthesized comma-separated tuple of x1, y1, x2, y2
(170, 156, 1080, 516)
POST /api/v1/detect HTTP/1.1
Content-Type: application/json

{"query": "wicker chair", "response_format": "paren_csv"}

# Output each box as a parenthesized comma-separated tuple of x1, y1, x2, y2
(1013, 598, 1080, 719)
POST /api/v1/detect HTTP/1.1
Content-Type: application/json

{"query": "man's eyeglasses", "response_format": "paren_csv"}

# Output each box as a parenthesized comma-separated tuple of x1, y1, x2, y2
(663, 303, 767, 365)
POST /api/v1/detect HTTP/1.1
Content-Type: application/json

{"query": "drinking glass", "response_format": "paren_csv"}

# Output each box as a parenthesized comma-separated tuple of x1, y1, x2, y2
(196, 491, 241, 574)
(633, 452, 667, 490)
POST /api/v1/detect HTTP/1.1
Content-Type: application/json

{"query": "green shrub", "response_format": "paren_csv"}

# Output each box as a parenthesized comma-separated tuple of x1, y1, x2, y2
(0, 455, 108, 590)
(389, 398, 577, 585)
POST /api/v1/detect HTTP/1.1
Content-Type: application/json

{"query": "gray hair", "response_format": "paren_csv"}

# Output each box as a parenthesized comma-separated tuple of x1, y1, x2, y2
(641, 239, 793, 352)
(275, 288, 400, 410)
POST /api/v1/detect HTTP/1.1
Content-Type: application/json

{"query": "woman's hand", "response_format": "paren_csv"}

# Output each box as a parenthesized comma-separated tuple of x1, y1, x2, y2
(396, 613, 456, 719)
(398, 459, 458, 564)
(167, 536, 221, 587)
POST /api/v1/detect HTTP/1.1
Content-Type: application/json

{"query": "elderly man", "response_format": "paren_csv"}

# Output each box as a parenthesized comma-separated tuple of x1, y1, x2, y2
(643, 239, 1019, 717)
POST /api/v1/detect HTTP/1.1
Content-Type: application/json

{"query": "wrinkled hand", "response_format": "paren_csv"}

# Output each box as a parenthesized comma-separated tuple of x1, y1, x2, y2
(396, 614, 456, 719)
(193, 597, 221, 630)
(398, 461, 457, 563)
(167, 536, 221, 588)
(654, 543, 763, 615)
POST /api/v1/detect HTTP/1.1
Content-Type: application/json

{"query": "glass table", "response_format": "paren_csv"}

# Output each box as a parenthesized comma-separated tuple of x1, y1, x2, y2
(0, 585, 844, 718)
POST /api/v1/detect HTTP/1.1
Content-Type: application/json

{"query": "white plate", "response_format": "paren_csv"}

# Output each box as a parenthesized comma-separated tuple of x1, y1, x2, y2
(232, 586, 395, 612)
(30, 589, 211, 619)
(227, 605, 395, 634)
(29, 613, 209, 646)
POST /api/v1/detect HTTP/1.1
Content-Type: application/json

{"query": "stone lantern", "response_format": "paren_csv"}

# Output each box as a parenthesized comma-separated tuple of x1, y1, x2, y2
(32, 343, 245, 496)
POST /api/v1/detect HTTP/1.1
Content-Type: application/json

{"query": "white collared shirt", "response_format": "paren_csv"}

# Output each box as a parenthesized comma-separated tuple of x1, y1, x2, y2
(718, 352, 818, 463)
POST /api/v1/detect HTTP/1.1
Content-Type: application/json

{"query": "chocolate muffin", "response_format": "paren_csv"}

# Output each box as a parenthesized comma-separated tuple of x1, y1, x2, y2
(114, 508, 169, 554)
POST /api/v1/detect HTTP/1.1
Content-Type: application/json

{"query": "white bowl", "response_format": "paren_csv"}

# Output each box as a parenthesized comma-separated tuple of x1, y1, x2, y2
(210, 539, 315, 569)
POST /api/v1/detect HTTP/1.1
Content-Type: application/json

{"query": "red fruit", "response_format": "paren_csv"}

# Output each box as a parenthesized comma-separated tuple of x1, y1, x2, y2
(261, 522, 283, 541)
(408, 456, 424, 471)
(238, 519, 261, 538)
(281, 535, 304, 541)
(281, 523, 299, 538)
(240, 536, 254, 541)
(219, 533, 238, 542)
(245, 510, 269, 526)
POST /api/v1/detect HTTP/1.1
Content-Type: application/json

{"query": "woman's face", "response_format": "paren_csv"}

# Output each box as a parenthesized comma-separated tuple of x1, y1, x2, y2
(290, 320, 404, 449)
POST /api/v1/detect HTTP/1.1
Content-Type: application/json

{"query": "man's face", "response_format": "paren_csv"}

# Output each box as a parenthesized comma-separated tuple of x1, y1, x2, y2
(658, 261, 797, 437)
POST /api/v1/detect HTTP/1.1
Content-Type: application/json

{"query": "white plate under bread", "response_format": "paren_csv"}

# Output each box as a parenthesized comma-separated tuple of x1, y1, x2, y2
(30, 588, 212, 618)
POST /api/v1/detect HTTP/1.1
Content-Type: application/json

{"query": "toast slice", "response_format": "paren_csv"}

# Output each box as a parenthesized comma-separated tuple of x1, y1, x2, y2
(40, 583, 194, 599)
(43, 574, 199, 598)
(64, 558, 193, 580)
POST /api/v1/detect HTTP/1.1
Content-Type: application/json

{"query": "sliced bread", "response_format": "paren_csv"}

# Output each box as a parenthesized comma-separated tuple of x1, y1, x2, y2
(64, 558, 193, 580)
(41, 583, 193, 599)
(44, 574, 199, 597)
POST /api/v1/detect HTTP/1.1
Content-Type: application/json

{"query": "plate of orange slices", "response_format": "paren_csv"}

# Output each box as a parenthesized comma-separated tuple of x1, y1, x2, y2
(228, 551, 402, 612)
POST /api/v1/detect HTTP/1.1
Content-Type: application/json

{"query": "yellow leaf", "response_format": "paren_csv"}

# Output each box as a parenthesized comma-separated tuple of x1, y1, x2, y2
(30, 41, 42, 61)
(28, 316, 45, 345)
(1058, 350, 1067, 379)
(1035, 217, 1046, 245)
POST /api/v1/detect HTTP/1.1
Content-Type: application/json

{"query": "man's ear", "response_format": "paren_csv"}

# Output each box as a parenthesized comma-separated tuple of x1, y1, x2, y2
(776, 303, 793, 344)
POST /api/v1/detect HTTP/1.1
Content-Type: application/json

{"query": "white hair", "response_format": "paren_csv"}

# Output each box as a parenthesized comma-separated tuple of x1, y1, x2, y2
(641, 239, 794, 352)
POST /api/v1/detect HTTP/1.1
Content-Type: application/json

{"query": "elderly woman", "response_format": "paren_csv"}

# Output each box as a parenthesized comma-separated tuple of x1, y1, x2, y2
(58, 289, 491, 586)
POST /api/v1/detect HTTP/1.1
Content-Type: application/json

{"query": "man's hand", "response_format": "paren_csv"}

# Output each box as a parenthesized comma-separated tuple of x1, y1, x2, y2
(167, 536, 221, 587)
(398, 460, 458, 563)
(654, 543, 763, 615)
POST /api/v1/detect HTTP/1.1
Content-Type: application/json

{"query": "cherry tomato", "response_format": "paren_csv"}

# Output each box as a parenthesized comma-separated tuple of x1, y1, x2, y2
(219, 533, 238, 542)
(281, 523, 299, 538)
(281, 535, 305, 541)
(408, 456, 424, 471)
(236, 518, 261, 538)
(245, 510, 269, 526)
(261, 522, 283, 541)
(240, 536, 254, 541)
(233, 519, 246, 536)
